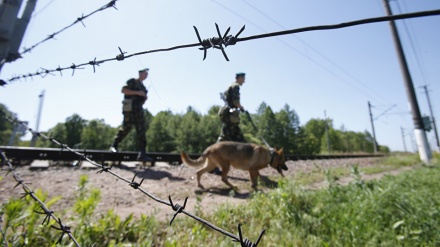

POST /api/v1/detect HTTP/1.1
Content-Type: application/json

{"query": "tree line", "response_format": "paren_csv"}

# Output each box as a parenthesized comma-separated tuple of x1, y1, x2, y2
(0, 103, 390, 154)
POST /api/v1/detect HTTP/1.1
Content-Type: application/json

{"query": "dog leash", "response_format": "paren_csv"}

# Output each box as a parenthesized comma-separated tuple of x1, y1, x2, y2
(244, 110, 272, 149)
(244, 111, 278, 168)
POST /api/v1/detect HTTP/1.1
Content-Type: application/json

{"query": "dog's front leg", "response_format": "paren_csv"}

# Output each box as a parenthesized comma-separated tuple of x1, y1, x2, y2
(249, 169, 259, 189)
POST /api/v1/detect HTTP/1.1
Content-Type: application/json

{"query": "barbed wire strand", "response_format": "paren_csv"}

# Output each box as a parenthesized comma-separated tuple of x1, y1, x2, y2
(3, 8, 440, 85)
(0, 151, 80, 247)
(0, 110, 266, 247)
(0, 0, 119, 66)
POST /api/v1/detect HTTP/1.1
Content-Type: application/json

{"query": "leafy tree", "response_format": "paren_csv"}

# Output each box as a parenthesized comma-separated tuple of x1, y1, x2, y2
(274, 104, 301, 153)
(198, 105, 222, 148)
(65, 114, 87, 147)
(0, 104, 15, 145)
(44, 123, 67, 148)
(80, 119, 116, 150)
(147, 111, 176, 152)
(257, 105, 279, 147)
(256, 102, 268, 116)
(175, 106, 202, 153)
(0, 102, 390, 154)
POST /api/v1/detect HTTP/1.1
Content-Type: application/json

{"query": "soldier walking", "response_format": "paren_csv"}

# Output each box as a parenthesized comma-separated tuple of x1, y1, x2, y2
(110, 68, 153, 162)
(217, 72, 246, 143)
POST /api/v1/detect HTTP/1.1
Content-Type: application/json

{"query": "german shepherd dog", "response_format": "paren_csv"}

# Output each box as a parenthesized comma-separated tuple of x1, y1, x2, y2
(180, 141, 288, 189)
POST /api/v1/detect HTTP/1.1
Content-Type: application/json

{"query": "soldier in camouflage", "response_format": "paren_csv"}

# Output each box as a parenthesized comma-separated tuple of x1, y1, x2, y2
(217, 72, 246, 143)
(110, 68, 153, 162)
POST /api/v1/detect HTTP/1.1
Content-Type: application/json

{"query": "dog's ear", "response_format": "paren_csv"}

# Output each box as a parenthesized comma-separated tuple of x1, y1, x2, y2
(277, 147, 284, 154)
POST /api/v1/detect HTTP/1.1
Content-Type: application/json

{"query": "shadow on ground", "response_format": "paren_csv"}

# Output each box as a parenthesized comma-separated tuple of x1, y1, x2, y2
(129, 167, 185, 181)
(193, 175, 279, 199)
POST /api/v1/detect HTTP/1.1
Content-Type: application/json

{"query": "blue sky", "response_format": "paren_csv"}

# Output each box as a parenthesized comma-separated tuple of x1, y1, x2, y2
(0, 0, 439, 152)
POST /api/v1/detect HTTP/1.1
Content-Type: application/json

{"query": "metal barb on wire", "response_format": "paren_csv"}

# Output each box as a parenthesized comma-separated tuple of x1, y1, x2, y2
(107, 0, 118, 10)
(169, 196, 188, 225)
(214, 23, 229, 61)
(89, 57, 100, 73)
(20, 187, 33, 199)
(116, 46, 126, 61)
(40, 67, 53, 78)
(35, 208, 54, 225)
(56, 66, 63, 76)
(193, 23, 245, 61)
(76, 14, 86, 27)
(129, 172, 144, 189)
(233, 224, 266, 247)
(97, 162, 113, 174)
(51, 218, 71, 244)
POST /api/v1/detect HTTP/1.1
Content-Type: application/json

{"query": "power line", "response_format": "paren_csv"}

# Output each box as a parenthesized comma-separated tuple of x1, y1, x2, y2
(32, 0, 58, 18)
(239, 0, 392, 104)
(217, 0, 386, 103)
(394, 1, 429, 87)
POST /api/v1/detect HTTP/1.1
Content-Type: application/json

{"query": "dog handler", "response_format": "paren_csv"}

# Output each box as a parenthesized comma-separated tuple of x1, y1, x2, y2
(217, 72, 246, 143)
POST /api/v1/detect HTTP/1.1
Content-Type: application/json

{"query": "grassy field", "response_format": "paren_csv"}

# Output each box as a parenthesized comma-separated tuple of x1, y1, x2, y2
(1, 153, 439, 246)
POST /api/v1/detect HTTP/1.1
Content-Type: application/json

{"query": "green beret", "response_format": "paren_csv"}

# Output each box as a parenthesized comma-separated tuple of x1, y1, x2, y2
(139, 68, 149, 73)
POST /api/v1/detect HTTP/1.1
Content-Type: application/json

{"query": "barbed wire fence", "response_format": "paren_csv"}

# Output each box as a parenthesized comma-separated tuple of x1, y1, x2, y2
(1, 7, 440, 246)
(0, 0, 119, 67)
(0, 151, 81, 247)
(0, 110, 266, 246)
(2, 8, 440, 85)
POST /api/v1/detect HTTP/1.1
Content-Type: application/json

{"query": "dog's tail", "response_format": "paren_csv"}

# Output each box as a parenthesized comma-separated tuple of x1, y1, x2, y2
(180, 152, 207, 167)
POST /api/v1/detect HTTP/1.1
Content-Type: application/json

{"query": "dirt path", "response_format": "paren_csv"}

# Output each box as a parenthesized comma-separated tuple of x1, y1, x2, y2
(0, 158, 415, 221)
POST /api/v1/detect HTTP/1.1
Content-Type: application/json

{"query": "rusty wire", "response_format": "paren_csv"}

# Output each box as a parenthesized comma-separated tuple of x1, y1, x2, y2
(3, 8, 440, 85)
(0, 151, 80, 247)
(0, 0, 119, 67)
(0, 110, 266, 246)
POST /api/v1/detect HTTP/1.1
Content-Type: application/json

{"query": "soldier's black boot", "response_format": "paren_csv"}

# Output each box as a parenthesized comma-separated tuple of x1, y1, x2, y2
(109, 142, 118, 153)
(137, 152, 154, 162)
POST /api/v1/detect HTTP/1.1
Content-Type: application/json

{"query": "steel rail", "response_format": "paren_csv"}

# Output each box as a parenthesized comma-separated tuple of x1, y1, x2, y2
(0, 146, 385, 165)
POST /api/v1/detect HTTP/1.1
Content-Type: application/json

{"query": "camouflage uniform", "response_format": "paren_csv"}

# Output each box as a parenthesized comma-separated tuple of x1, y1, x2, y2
(112, 78, 148, 152)
(217, 82, 245, 143)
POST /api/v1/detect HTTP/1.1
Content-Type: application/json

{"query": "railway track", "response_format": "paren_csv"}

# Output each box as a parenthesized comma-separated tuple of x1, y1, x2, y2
(0, 146, 385, 167)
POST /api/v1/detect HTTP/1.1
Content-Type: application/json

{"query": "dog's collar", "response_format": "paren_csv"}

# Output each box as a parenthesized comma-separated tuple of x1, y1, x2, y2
(269, 148, 275, 167)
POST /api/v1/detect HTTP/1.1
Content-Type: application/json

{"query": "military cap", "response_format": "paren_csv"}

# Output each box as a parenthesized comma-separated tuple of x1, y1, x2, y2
(236, 72, 245, 76)
(139, 68, 149, 73)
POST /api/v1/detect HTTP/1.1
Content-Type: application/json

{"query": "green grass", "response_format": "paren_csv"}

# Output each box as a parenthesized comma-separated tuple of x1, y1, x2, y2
(1, 153, 438, 246)
(169, 163, 440, 246)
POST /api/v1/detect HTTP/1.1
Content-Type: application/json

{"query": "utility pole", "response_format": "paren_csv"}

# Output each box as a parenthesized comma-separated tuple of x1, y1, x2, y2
(30, 90, 45, 147)
(368, 101, 378, 153)
(0, 0, 37, 71)
(382, 0, 431, 162)
(421, 85, 439, 152)
(324, 110, 331, 154)
(400, 126, 407, 152)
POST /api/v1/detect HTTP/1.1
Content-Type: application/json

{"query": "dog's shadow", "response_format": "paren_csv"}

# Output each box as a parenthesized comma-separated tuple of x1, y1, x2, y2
(259, 175, 279, 188)
(214, 173, 279, 187)
(195, 175, 279, 199)
(195, 187, 251, 199)
(224, 174, 279, 189)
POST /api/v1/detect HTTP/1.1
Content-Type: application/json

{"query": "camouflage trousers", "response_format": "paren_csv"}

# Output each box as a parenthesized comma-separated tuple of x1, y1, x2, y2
(113, 110, 146, 151)
(217, 120, 245, 143)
